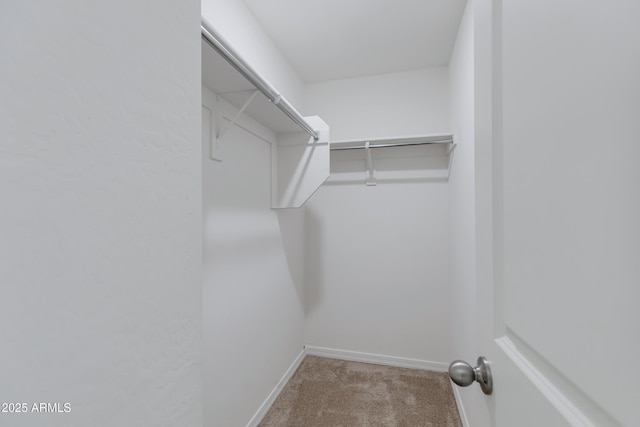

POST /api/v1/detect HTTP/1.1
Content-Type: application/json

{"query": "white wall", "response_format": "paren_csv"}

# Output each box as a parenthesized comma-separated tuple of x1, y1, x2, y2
(303, 67, 453, 362)
(201, 0, 304, 108)
(447, 0, 480, 421)
(202, 90, 306, 426)
(304, 68, 450, 141)
(0, 2, 202, 426)
(305, 181, 452, 362)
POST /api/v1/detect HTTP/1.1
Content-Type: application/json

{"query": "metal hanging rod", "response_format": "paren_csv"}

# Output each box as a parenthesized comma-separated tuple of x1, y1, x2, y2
(201, 21, 319, 141)
(330, 134, 453, 151)
(331, 140, 453, 151)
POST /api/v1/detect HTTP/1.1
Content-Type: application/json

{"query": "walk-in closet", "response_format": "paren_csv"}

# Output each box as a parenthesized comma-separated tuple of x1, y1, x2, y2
(3, 1, 637, 426)
(200, 1, 639, 426)
(201, 11, 460, 423)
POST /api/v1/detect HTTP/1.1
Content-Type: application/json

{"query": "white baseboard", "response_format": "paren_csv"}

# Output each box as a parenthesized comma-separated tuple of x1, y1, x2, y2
(245, 349, 306, 427)
(303, 345, 449, 372)
(451, 381, 471, 427)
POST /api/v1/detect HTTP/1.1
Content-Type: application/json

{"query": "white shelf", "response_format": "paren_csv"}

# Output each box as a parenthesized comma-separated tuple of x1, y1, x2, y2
(328, 134, 455, 185)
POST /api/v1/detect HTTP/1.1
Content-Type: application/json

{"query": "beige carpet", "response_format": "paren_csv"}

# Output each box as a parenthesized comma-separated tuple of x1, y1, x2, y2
(259, 356, 462, 427)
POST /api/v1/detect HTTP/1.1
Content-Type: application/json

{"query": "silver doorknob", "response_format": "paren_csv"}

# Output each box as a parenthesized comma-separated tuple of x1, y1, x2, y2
(448, 356, 493, 395)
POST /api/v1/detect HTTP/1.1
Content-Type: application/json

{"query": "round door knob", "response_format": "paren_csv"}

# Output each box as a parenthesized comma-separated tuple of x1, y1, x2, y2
(448, 360, 476, 387)
(448, 356, 493, 395)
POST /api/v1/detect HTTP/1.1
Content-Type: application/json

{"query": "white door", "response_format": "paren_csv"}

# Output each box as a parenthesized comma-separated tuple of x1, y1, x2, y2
(472, 1, 640, 426)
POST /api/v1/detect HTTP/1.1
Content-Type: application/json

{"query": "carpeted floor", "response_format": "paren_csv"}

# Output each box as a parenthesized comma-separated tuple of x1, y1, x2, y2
(259, 356, 462, 427)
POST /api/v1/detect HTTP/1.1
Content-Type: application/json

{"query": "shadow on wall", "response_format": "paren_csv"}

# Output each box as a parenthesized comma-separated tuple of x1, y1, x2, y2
(276, 208, 319, 313)
(302, 208, 324, 316)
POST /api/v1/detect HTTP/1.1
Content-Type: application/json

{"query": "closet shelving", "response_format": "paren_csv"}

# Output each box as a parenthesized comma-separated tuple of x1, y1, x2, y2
(201, 19, 456, 193)
(329, 133, 454, 150)
(201, 21, 330, 209)
(328, 134, 455, 186)
(201, 21, 317, 138)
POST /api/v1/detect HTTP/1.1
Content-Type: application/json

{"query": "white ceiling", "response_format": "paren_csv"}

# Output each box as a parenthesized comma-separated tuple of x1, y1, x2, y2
(243, 0, 467, 83)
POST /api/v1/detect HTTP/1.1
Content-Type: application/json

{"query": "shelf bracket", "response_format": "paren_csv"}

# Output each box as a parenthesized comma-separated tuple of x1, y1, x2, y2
(216, 89, 259, 143)
(365, 141, 377, 186)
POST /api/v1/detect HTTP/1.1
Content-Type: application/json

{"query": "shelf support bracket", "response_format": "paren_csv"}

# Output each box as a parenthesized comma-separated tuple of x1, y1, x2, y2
(216, 90, 259, 143)
(365, 141, 377, 186)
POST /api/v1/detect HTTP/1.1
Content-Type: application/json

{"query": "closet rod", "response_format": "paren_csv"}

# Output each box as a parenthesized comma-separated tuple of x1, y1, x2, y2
(330, 138, 453, 151)
(201, 20, 319, 141)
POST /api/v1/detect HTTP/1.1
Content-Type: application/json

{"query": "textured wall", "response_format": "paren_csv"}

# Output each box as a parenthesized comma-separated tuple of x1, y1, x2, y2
(0, 2, 202, 426)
